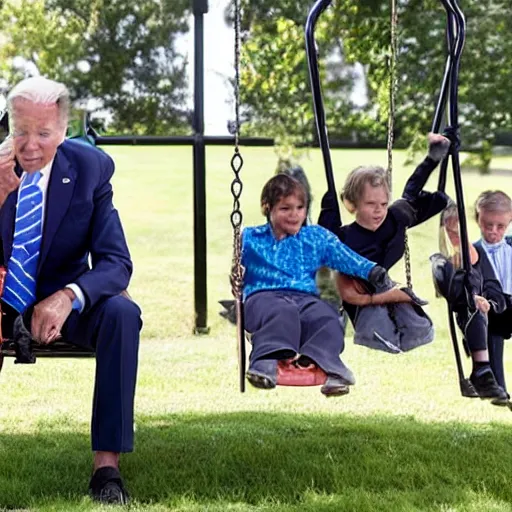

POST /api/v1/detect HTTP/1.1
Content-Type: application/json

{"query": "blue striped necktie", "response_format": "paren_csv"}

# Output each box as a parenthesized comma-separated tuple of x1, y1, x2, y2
(2, 171, 43, 313)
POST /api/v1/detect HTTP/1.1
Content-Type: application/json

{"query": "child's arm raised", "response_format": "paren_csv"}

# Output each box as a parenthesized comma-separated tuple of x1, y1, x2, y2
(394, 133, 452, 228)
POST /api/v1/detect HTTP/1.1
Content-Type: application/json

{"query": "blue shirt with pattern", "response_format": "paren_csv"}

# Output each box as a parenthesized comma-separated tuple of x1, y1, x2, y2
(242, 223, 376, 300)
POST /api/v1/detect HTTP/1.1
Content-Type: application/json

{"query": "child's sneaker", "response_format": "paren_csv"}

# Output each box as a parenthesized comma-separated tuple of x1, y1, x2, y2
(470, 367, 508, 400)
(491, 392, 511, 407)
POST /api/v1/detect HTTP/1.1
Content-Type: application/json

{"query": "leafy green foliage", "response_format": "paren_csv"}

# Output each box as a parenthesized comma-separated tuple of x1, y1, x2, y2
(237, 0, 512, 172)
(0, 0, 191, 134)
(237, 0, 393, 147)
(0, 0, 86, 86)
(240, 17, 316, 145)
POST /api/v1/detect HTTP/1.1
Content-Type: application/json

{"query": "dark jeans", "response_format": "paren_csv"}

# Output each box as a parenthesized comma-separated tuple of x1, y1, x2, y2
(244, 290, 354, 383)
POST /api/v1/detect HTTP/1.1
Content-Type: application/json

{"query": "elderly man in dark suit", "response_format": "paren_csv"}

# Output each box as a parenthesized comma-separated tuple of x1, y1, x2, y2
(0, 76, 141, 504)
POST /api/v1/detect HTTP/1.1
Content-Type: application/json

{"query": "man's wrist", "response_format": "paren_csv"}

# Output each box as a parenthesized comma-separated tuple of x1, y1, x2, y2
(65, 284, 86, 312)
(62, 287, 76, 304)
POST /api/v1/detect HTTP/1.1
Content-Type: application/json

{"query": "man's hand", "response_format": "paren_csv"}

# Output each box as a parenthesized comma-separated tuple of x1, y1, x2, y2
(474, 294, 490, 314)
(0, 137, 20, 206)
(31, 289, 74, 344)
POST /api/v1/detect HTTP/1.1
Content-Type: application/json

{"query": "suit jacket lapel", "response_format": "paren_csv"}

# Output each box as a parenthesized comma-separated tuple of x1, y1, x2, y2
(474, 240, 497, 280)
(1, 164, 24, 264)
(1, 190, 18, 264)
(38, 149, 77, 272)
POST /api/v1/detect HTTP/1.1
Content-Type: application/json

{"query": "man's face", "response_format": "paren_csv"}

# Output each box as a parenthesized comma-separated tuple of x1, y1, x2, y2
(478, 210, 512, 244)
(10, 98, 66, 173)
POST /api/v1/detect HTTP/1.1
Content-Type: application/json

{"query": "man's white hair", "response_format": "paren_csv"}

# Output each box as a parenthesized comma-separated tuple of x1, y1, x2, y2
(7, 76, 70, 125)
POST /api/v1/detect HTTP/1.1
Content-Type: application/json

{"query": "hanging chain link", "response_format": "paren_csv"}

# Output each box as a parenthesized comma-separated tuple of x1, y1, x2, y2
(386, 0, 397, 193)
(386, 0, 412, 289)
(230, 0, 245, 300)
(403, 232, 413, 289)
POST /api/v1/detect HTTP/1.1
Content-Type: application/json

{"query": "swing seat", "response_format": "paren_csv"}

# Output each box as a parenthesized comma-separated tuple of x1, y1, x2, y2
(245, 332, 327, 387)
(277, 358, 327, 386)
(0, 339, 94, 359)
(0, 338, 95, 372)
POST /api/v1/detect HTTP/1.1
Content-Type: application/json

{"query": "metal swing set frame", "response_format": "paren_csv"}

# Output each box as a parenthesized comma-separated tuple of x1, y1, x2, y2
(231, 0, 477, 395)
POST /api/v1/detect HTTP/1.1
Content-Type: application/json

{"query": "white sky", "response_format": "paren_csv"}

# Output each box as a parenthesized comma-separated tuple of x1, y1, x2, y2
(177, 0, 234, 136)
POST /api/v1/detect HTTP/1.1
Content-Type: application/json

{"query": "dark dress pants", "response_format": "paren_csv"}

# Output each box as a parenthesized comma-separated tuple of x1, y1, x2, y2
(487, 306, 512, 391)
(62, 295, 142, 453)
(488, 333, 506, 391)
(455, 308, 488, 353)
(2, 295, 142, 453)
(244, 290, 354, 384)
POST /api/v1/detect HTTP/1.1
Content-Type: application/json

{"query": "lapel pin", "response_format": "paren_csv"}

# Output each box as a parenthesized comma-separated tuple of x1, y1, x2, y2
(62, 177, 71, 184)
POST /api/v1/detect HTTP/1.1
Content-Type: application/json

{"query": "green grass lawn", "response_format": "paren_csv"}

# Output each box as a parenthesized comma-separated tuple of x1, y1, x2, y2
(2, 146, 512, 511)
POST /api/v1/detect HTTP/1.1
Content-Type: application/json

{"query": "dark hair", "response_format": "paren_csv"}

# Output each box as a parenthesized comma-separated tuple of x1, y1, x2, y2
(278, 165, 312, 221)
(260, 174, 308, 219)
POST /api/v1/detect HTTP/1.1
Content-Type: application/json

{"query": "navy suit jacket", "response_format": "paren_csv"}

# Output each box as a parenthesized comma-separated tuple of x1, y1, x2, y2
(0, 139, 133, 312)
(474, 237, 512, 337)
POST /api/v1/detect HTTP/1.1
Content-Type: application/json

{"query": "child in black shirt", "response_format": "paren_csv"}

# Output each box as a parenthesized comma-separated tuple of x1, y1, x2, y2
(318, 133, 451, 353)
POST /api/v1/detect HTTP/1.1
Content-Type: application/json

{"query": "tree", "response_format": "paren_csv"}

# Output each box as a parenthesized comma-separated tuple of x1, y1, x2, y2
(235, 0, 395, 147)
(236, 0, 512, 171)
(0, 0, 192, 135)
(395, 1, 512, 146)
(236, 1, 383, 147)
(0, 0, 86, 90)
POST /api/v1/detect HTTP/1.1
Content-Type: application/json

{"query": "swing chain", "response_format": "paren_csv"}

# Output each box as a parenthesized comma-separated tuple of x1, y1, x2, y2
(386, 0, 413, 290)
(230, 0, 245, 299)
(404, 231, 413, 289)
(386, 0, 398, 192)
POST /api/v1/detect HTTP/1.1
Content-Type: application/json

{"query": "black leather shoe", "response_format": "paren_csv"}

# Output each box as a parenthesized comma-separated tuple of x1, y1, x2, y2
(460, 378, 479, 398)
(320, 375, 350, 397)
(491, 392, 511, 407)
(246, 359, 277, 389)
(89, 466, 129, 505)
(470, 367, 508, 400)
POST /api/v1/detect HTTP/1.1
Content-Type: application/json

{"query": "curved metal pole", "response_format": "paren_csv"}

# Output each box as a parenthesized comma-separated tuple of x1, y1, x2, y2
(432, 0, 457, 134)
(305, 0, 342, 227)
(447, 0, 465, 128)
(447, 0, 471, 275)
(434, 0, 457, 192)
(434, 0, 477, 391)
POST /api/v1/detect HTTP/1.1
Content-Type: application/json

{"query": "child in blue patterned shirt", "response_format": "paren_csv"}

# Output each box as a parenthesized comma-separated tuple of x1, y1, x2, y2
(242, 174, 390, 396)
